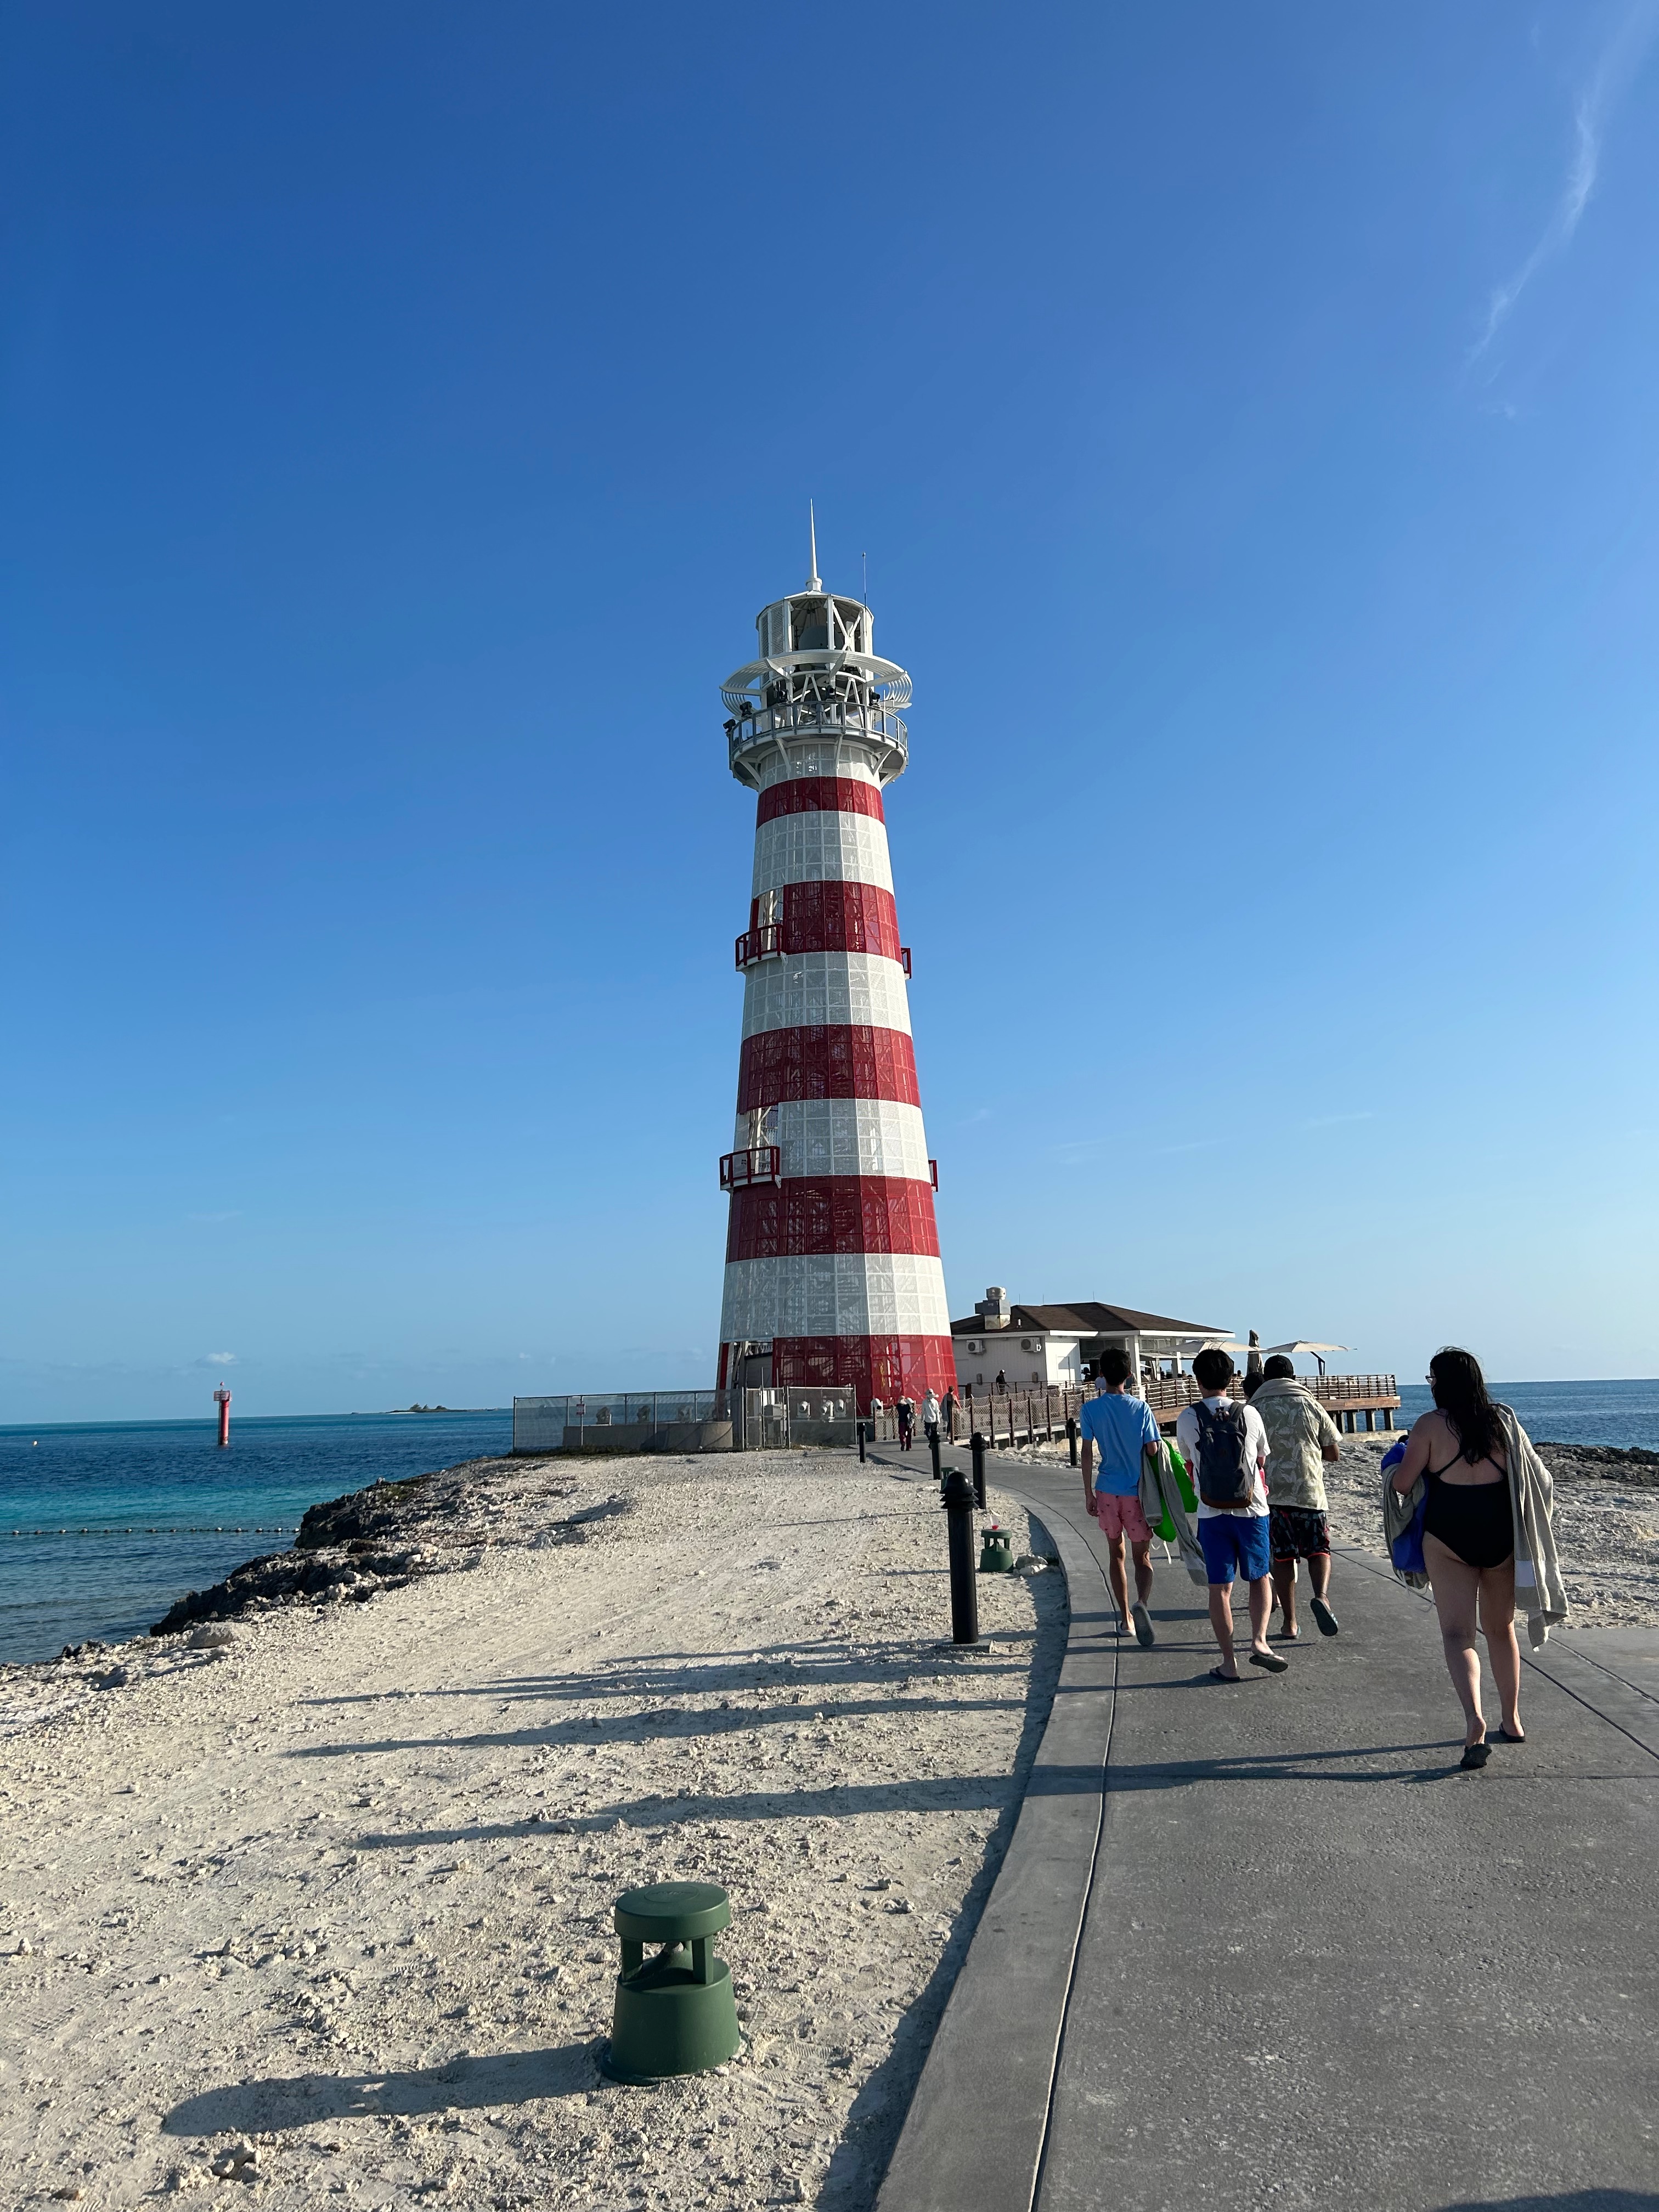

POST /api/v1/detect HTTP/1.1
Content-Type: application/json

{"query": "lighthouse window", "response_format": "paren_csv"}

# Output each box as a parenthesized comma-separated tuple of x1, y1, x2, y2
(791, 597, 828, 650)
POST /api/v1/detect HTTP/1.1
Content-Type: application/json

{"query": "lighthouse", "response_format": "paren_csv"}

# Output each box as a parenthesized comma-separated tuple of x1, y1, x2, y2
(716, 524, 955, 1414)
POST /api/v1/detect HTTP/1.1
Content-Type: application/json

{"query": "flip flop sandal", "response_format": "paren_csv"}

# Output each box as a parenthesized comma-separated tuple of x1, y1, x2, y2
(1310, 1597, 1340, 1637)
(1496, 1728, 1526, 1744)
(1207, 1665, 1239, 1682)
(1460, 1741, 1491, 1770)
(1132, 1604, 1156, 1649)
(1249, 1649, 1290, 1673)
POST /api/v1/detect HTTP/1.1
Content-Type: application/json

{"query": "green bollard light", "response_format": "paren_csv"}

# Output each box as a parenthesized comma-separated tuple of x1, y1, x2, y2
(978, 1522, 1016, 1575)
(601, 1881, 742, 2084)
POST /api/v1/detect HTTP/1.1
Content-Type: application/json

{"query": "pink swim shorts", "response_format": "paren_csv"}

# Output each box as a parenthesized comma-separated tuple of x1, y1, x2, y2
(1093, 1491, 1153, 1543)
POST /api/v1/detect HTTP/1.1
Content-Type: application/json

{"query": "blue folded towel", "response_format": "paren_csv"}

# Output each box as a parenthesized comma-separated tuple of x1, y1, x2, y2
(1382, 1439, 1427, 1578)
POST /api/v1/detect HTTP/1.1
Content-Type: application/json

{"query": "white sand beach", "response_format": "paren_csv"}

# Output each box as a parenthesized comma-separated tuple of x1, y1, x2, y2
(0, 1454, 1062, 2209)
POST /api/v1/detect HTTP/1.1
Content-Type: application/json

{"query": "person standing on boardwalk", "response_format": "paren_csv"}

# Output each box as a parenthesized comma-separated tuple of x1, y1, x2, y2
(896, 1394, 915, 1451)
(1254, 1355, 1344, 1639)
(1079, 1348, 1162, 1646)
(921, 1387, 941, 1451)
(1389, 1346, 1566, 1768)
(1176, 1347, 1286, 1679)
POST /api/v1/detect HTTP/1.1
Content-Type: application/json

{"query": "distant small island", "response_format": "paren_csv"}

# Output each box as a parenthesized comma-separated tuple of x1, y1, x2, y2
(392, 1403, 451, 1414)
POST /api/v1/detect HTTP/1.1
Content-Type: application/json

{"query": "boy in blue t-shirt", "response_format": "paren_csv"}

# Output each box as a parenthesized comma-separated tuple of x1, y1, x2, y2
(1079, 1347, 1163, 1646)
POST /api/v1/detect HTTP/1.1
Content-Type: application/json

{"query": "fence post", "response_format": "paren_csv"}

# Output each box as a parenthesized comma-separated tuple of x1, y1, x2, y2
(1066, 1415, 1078, 1469)
(929, 1429, 942, 1482)
(856, 1420, 866, 1464)
(970, 1431, 987, 1511)
(943, 1469, 980, 1646)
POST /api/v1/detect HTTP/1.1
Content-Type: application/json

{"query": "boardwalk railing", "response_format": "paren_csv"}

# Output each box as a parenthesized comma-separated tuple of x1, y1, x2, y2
(944, 1372, 1402, 1449)
(515, 1370, 1401, 1456)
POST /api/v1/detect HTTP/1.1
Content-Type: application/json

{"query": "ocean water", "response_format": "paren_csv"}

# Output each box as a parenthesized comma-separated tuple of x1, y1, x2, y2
(1393, 1378, 1659, 1451)
(0, 1409, 511, 1666)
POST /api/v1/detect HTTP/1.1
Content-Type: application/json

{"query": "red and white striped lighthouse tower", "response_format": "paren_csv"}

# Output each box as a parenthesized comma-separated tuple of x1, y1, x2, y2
(716, 524, 953, 1413)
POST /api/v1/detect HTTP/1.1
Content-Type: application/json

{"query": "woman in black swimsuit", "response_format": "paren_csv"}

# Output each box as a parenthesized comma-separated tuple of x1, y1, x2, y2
(1392, 1347, 1521, 1768)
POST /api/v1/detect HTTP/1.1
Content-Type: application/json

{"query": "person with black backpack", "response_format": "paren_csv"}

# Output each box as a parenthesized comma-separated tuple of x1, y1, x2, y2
(1175, 1346, 1288, 1679)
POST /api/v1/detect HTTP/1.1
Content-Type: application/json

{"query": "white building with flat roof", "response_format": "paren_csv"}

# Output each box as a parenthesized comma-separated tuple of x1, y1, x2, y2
(950, 1288, 1231, 1392)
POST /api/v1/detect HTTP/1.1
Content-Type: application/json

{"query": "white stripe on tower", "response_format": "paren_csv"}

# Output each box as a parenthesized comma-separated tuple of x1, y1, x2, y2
(740, 952, 912, 1042)
(751, 809, 894, 896)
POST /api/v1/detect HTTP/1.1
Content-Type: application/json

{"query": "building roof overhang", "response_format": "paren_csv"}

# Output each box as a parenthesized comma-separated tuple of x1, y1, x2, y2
(950, 1301, 1228, 1340)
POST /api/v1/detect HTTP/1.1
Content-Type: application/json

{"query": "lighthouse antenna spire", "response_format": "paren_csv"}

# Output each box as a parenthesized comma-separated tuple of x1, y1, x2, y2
(806, 501, 821, 591)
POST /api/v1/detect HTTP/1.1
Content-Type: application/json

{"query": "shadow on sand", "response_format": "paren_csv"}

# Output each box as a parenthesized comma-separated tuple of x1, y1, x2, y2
(1441, 2196, 1659, 2211)
(163, 2044, 597, 2135)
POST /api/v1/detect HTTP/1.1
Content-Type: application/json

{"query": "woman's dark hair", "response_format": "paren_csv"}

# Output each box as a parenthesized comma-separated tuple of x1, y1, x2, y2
(1428, 1347, 1503, 1465)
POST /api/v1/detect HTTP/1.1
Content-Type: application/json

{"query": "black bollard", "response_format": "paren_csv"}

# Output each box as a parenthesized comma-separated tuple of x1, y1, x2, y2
(1066, 1414, 1079, 1469)
(970, 1431, 987, 1511)
(942, 1468, 980, 1645)
(929, 1429, 943, 1482)
(856, 1420, 867, 1464)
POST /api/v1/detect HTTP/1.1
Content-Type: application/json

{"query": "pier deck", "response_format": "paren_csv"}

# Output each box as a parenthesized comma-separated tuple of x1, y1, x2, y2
(872, 1441, 1659, 2212)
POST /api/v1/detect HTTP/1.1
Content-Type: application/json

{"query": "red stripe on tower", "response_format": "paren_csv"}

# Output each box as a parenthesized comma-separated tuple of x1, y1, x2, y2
(756, 776, 885, 826)
(736, 1026, 921, 1111)
(725, 1176, 940, 1262)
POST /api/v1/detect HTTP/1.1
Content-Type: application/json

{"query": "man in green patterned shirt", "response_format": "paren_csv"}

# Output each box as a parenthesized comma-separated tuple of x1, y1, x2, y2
(1254, 1355, 1344, 1638)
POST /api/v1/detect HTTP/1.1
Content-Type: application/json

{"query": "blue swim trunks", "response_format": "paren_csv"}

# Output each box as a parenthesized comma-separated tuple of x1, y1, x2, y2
(1198, 1514, 1272, 1587)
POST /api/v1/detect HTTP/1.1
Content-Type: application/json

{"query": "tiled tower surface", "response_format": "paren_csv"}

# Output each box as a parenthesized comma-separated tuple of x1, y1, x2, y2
(716, 539, 954, 1413)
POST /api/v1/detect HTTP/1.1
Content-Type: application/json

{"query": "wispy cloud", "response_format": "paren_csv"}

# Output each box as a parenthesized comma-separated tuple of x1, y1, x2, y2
(1049, 1136, 1110, 1166)
(1471, 4, 1659, 362)
(201, 1351, 238, 1367)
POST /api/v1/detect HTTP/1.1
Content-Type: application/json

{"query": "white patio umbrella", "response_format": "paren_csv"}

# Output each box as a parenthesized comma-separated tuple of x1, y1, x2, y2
(1260, 1340, 1350, 1378)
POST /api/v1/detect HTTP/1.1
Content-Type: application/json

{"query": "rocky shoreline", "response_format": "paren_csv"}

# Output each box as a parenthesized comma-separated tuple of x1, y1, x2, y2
(1532, 1440, 1659, 1483)
(146, 1458, 630, 1636)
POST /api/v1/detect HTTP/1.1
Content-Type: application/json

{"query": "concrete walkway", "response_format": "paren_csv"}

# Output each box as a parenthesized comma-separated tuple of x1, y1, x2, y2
(872, 1442, 1659, 2212)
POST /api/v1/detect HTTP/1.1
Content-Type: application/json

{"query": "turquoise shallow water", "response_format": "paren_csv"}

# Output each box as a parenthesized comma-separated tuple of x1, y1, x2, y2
(0, 1409, 511, 1666)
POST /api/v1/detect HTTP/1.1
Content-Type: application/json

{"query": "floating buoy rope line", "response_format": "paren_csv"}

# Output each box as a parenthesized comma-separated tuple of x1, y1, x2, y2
(5, 1525, 295, 1538)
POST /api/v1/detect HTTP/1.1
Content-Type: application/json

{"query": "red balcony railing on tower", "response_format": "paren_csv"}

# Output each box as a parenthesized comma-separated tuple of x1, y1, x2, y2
(735, 923, 786, 969)
(719, 1145, 782, 1191)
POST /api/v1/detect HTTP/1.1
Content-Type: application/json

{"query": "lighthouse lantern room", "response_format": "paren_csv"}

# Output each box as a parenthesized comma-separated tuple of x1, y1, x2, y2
(716, 523, 954, 1413)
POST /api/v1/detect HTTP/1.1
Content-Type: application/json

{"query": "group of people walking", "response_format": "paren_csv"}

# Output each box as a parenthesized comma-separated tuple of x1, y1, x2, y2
(1077, 1341, 1566, 1764)
(873, 1389, 942, 1452)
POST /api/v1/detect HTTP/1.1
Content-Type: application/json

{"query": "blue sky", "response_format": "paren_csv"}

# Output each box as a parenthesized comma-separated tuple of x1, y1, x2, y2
(3, 1, 1657, 1420)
